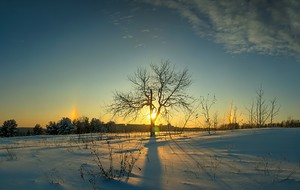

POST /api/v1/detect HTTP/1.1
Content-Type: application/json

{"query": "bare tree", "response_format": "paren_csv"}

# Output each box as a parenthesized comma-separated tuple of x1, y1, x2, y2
(200, 94, 217, 135)
(246, 100, 255, 125)
(255, 85, 270, 127)
(269, 97, 280, 124)
(213, 112, 219, 132)
(108, 60, 193, 137)
(247, 85, 280, 127)
(178, 99, 199, 135)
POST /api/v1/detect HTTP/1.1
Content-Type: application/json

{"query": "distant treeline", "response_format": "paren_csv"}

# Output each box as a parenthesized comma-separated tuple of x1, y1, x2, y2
(1, 118, 300, 137)
(218, 120, 300, 130)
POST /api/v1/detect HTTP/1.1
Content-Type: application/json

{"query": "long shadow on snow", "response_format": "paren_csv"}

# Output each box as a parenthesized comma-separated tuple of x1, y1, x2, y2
(139, 137, 166, 190)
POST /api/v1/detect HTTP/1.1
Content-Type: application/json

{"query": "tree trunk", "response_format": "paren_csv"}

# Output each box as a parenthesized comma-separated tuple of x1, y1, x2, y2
(149, 89, 155, 137)
(150, 119, 155, 137)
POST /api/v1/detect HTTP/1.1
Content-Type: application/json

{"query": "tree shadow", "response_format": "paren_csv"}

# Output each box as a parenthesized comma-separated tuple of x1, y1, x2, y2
(139, 137, 165, 190)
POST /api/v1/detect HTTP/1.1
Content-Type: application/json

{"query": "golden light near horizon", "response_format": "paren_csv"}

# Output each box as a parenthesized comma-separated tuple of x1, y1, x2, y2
(228, 110, 234, 124)
(71, 106, 78, 120)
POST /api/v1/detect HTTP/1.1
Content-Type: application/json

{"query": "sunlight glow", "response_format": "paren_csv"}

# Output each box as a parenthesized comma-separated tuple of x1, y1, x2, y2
(151, 113, 157, 119)
(71, 107, 78, 120)
(147, 112, 157, 120)
(228, 110, 233, 123)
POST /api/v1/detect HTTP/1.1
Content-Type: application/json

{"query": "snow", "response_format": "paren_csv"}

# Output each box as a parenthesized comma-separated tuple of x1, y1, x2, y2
(1, 128, 300, 190)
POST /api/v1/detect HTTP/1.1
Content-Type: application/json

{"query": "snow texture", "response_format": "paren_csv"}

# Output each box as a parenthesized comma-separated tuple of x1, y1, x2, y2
(0, 128, 300, 189)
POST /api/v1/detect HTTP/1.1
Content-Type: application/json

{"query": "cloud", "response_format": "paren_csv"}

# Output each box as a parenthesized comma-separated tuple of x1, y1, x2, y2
(134, 43, 143, 48)
(142, 0, 300, 58)
(122, 35, 133, 39)
(141, 29, 150, 33)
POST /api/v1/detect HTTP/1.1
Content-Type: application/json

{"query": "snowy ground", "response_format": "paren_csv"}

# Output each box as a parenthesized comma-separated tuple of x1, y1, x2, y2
(1, 128, 300, 190)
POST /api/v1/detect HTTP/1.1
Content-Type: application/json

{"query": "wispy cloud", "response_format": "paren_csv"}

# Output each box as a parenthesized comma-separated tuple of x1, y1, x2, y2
(142, 0, 300, 58)
(134, 43, 143, 48)
(122, 35, 133, 39)
(141, 29, 150, 33)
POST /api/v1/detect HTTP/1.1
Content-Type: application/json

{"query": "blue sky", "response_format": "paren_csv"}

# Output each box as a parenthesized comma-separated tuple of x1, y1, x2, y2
(0, 0, 299, 127)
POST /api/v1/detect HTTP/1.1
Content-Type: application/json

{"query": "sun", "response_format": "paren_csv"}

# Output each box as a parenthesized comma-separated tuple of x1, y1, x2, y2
(147, 112, 157, 120)
(151, 113, 157, 119)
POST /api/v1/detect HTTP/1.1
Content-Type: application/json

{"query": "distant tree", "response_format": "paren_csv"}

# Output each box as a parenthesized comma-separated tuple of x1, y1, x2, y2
(282, 119, 300, 128)
(178, 99, 199, 134)
(200, 94, 216, 135)
(219, 123, 240, 130)
(105, 121, 116, 133)
(109, 60, 193, 137)
(73, 119, 82, 134)
(57, 117, 75, 135)
(269, 97, 280, 124)
(246, 100, 255, 125)
(33, 124, 44, 135)
(247, 85, 280, 127)
(90, 118, 104, 132)
(26, 130, 31, 136)
(73, 116, 90, 134)
(226, 102, 242, 130)
(46, 121, 58, 135)
(255, 85, 270, 126)
(0, 119, 18, 137)
(213, 112, 219, 131)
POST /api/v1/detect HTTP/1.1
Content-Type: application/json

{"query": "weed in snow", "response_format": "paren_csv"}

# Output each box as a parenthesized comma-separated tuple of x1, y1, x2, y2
(255, 154, 300, 183)
(255, 153, 272, 176)
(47, 168, 64, 185)
(209, 155, 221, 180)
(5, 147, 17, 161)
(79, 163, 100, 190)
(80, 139, 142, 189)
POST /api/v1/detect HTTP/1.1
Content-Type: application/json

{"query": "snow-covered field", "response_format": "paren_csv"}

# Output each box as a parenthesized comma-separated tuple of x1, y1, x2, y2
(1, 128, 300, 190)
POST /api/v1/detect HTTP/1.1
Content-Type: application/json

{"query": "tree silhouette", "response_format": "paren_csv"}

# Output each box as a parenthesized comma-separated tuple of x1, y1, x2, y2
(255, 85, 270, 126)
(109, 60, 193, 137)
(46, 121, 58, 135)
(0, 119, 18, 137)
(73, 116, 90, 134)
(90, 118, 104, 132)
(33, 124, 44, 135)
(57, 117, 74, 134)
(200, 94, 216, 134)
(269, 97, 280, 125)
(247, 85, 280, 127)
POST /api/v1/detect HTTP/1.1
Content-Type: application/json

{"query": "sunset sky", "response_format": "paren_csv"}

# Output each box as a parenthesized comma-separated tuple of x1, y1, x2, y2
(1, 0, 300, 127)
